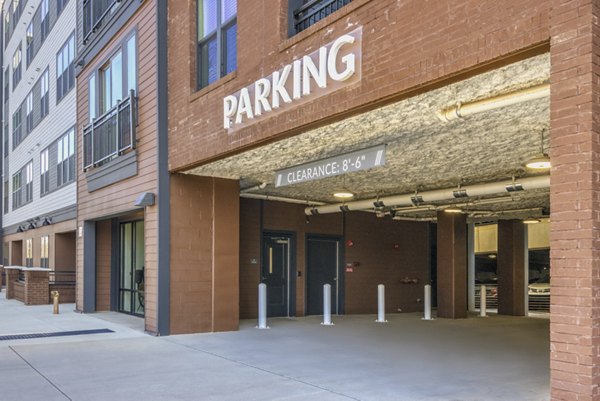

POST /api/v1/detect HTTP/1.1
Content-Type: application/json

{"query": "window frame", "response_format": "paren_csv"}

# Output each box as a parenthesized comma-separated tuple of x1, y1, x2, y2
(40, 236, 49, 268)
(40, 148, 49, 196)
(196, 0, 237, 90)
(12, 44, 21, 90)
(56, 128, 75, 188)
(25, 160, 33, 203)
(56, 33, 76, 103)
(11, 170, 21, 210)
(25, 238, 33, 267)
(26, 22, 34, 67)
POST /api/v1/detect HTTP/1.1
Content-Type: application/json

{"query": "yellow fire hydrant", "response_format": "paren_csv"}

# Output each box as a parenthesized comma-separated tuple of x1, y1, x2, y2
(51, 291, 59, 314)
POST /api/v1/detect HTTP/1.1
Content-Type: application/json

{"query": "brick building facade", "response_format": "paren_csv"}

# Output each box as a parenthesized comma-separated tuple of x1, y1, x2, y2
(70, 1, 600, 400)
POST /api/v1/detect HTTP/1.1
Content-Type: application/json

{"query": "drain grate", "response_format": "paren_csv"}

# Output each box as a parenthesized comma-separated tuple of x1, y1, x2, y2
(0, 328, 114, 341)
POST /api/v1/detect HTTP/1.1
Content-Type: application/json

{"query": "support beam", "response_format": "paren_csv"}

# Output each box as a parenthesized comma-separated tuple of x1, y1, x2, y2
(436, 211, 467, 318)
(497, 220, 526, 316)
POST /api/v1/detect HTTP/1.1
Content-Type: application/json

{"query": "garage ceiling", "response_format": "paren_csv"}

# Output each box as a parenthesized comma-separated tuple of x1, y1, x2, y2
(186, 54, 550, 218)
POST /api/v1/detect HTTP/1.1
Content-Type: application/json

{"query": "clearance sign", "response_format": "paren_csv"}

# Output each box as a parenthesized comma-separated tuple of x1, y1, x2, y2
(223, 27, 362, 131)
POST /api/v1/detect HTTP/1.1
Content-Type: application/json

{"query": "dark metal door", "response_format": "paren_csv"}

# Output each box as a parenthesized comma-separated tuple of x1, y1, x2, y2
(306, 236, 340, 316)
(262, 234, 291, 317)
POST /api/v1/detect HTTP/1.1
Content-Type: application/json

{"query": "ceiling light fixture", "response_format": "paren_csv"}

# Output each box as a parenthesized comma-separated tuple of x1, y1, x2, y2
(523, 217, 541, 224)
(334, 191, 354, 199)
(525, 129, 551, 170)
(444, 207, 463, 214)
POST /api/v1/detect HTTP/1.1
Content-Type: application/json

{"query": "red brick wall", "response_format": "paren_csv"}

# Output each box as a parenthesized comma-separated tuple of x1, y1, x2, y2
(24, 271, 49, 306)
(168, 0, 550, 171)
(240, 199, 430, 318)
(170, 174, 240, 334)
(549, 1, 600, 399)
(345, 212, 430, 314)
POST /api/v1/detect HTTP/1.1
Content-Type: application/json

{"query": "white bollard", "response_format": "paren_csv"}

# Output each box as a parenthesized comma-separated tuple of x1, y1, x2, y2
(375, 284, 387, 323)
(422, 284, 433, 320)
(256, 283, 269, 329)
(480, 285, 487, 318)
(321, 284, 334, 325)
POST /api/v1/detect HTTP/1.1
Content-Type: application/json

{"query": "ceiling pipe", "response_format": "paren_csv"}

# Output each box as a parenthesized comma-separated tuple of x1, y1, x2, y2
(305, 175, 550, 215)
(241, 192, 326, 206)
(240, 182, 268, 193)
(437, 83, 550, 122)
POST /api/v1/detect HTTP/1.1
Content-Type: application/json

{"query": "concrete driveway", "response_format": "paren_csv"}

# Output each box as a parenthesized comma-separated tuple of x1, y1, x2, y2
(0, 294, 549, 401)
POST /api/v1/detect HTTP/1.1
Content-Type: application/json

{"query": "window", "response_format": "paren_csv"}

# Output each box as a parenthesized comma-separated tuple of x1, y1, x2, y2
(289, 0, 353, 35)
(12, 171, 21, 210)
(57, 34, 75, 102)
(40, 0, 49, 42)
(4, 12, 9, 46)
(4, 67, 9, 102)
(12, 108, 21, 149)
(40, 236, 49, 268)
(12, 0, 21, 24)
(100, 51, 123, 113)
(57, 0, 69, 15)
(26, 22, 33, 66)
(197, 0, 237, 89)
(26, 92, 33, 133)
(40, 149, 49, 195)
(25, 160, 33, 203)
(3, 125, 8, 158)
(40, 69, 49, 118)
(84, 33, 137, 170)
(93, 33, 136, 115)
(12, 45, 21, 89)
(57, 129, 75, 187)
(88, 75, 96, 122)
(25, 238, 33, 267)
(3, 181, 8, 214)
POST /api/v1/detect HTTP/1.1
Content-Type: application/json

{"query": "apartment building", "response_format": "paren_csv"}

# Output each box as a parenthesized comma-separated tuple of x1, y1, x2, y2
(2, 0, 76, 282)
(75, 0, 168, 334)
(68, 1, 600, 399)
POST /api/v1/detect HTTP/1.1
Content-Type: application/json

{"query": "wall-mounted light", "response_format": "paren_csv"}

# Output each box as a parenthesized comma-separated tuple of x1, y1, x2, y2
(16, 226, 24, 233)
(27, 222, 36, 230)
(42, 217, 51, 226)
(444, 207, 463, 214)
(523, 217, 541, 224)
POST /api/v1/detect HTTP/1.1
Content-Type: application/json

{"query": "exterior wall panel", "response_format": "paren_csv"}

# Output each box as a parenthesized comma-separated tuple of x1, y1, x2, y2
(75, 1, 159, 333)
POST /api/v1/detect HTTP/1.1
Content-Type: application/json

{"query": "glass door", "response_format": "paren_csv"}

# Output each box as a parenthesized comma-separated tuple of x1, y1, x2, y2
(119, 220, 144, 316)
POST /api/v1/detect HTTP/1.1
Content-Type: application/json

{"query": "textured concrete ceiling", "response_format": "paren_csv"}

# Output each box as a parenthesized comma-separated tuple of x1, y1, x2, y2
(187, 54, 550, 218)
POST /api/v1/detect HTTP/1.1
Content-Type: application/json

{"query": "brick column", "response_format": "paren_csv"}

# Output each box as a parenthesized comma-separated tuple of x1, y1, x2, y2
(24, 270, 49, 305)
(497, 220, 526, 316)
(5, 269, 19, 299)
(436, 211, 467, 319)
(550, 1, 600, 399)
(0, 265, 4, 291)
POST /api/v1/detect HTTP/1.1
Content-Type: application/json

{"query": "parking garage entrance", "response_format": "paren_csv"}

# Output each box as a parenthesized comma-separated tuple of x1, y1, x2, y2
(185, 52, 550, 321)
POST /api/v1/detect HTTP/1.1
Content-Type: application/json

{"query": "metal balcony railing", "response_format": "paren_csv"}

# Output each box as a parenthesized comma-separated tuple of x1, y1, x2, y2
(49, 271, 76, 286)
(83, 0, 121, 44)
(293, 0, 353, 34)
(83, 90, 137, 171)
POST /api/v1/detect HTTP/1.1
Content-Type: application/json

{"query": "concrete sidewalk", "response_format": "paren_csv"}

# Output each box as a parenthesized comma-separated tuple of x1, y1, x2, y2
(0, 293, 549, 401)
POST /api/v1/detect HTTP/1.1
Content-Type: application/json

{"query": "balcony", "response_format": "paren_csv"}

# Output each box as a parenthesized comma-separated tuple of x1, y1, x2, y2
(292, 0, 353, 34)
(82, 0, 121, 44)
(83, 90, 137, 171)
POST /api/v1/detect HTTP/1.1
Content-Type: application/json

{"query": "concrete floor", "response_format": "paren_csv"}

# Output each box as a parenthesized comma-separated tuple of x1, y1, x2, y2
(0, 292, 549, 401)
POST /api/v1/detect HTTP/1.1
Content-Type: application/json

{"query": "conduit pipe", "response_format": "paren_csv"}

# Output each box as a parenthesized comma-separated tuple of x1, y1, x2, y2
(240, 182, 268, 193)
(305, 175, 550, 215)
(241, 192, 326, 206)
(437, 83, 550, 122)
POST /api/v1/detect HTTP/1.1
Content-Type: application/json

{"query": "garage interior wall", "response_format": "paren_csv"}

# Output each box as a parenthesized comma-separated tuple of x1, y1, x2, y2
(239, 199, 431, 318)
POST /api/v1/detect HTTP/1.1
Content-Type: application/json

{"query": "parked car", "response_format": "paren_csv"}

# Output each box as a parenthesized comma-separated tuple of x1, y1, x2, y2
(528, 271, 550, 295)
